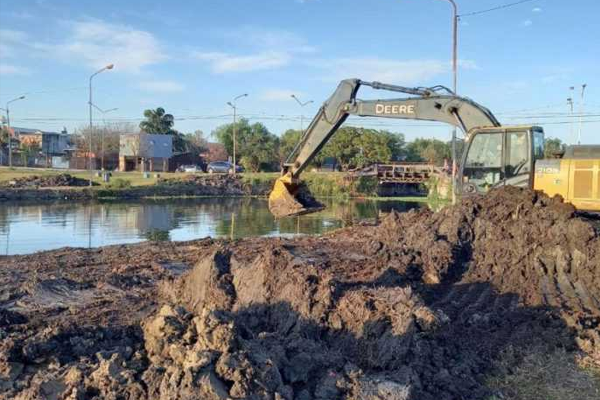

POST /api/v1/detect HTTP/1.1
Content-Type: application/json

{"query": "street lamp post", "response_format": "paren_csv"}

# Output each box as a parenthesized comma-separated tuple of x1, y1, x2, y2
(567, 96, 574, 144)
(577, 84, 587, 145)
(436, 0, 459, 204)
(290, 94, 314, 133)
(91, 104, 118, 170)
(5, 96, 26, 168)
(226, 93, 248, 174)
(88, 64, 114, 186)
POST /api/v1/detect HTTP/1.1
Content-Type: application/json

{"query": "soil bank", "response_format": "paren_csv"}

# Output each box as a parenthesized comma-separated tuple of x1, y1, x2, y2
(0, 186, 599, 399)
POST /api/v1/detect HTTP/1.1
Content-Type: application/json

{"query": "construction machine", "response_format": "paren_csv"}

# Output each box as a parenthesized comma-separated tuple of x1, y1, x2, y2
(269, 78, 600, 217)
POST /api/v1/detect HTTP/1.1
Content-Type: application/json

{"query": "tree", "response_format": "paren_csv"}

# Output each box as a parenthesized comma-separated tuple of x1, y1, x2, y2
(139, 107, 175, 134)
(139, 107, 186, 152)
(20, 141, 40, 166)
(405, 138, 451, 165)
(212, 118, 280, 172)
(0, 126, 9, 164)
(315, 127, 405, 170)
(181, 130, 208, 155)
(279, 129, 302, 165)
(544, 137, 566, 158)
(75, 122, 139, 159)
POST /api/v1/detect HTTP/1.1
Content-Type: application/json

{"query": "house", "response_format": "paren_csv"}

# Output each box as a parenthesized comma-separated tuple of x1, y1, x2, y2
(1, 127, 71, 166)
(119, 133, 173, 172)
(12, 127, 70, 155)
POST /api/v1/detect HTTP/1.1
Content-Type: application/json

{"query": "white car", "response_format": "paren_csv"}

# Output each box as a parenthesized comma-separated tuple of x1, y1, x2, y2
(182, 165, 203, 173)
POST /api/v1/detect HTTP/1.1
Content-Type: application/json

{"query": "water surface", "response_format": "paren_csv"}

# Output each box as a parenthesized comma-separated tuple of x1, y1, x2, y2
(0, 197, 423, 255)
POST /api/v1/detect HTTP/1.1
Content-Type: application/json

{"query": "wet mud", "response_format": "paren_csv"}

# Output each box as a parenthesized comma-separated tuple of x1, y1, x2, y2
(1, 187, 599, 399)
(2, 174, 97, 188)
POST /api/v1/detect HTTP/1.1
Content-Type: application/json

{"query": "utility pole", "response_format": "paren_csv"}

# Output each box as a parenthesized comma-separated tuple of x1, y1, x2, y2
(436, 0, 459, 204)
(567, 96, 574, 144)
(568, 86, 575, 144)
(88, 64, 114, 186)
(290, 94, 314, 133)
(227, 93, 248, 174)
(577, 84, 587, 145)
(5, 96, 26, 168)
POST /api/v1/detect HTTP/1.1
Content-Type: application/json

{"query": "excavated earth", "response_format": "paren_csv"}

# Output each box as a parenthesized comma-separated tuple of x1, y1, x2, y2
(0, 186, 599, 399)
(2, 174, 97, 188)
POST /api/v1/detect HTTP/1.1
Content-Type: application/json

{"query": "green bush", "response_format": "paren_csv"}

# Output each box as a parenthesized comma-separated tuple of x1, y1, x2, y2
(106, 178, 132, 189)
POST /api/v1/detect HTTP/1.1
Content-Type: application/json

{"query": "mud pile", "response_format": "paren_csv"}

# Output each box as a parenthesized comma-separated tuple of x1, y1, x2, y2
(4, 174, 95, 188)
(1, 187, 598, 400)
(158, 174, 271, 196)
(137, 187, 599, 399)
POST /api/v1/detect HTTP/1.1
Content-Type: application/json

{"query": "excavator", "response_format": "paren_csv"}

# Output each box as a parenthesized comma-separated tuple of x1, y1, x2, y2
(268, 78, 600, 217)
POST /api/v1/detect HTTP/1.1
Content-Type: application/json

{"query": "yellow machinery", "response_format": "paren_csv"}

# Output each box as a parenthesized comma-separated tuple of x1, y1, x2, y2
(268, 79, 600, 217)
(534, 146, 600, 211)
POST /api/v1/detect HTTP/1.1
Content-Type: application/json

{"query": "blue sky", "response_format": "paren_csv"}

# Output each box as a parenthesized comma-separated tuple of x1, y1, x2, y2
(0, 0, 598, 144)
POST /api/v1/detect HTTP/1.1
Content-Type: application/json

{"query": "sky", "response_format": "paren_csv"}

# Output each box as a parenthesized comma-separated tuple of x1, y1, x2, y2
(0, 0, 598, 144)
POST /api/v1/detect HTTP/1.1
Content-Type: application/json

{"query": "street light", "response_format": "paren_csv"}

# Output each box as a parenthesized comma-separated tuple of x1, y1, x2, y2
(226, 93, 248, 173)
(88, 63, 114, 186)
(91, 104, 118, 170)
(567, 96, 574, 144)
(290, 94, 314, 133)
(435, 0, 459, 204)
(577, 84, 587, 145)
(5, 95, 26, 168)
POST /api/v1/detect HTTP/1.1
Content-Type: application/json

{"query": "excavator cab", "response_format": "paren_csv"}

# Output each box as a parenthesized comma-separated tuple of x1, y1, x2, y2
(457, 126, 544, 195)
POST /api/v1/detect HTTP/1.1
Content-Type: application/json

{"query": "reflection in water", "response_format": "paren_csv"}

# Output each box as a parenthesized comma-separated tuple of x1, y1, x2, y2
(0, 198, 424, 255)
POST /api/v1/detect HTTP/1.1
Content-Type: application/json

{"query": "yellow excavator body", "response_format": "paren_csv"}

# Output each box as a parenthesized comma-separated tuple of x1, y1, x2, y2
(534, 156, 600, 212)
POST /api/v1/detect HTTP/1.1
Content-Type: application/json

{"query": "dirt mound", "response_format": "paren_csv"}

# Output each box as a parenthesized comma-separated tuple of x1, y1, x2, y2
(158, 174, 270, 196)
(374, 187, 600, 355)
(1, 187, 598, 399)
(139, 187, 599, 400)
(4, 174, 95, 188)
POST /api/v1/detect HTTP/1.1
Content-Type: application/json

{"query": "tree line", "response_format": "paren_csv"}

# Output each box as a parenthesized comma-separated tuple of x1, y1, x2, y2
(66, 107, 569, 173)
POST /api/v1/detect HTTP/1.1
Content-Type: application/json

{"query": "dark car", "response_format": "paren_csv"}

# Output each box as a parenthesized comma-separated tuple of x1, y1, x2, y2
(207, 161, 243, 174)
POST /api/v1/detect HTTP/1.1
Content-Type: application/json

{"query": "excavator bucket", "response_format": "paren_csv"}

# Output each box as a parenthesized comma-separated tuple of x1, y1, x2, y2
(268, 174, 324, 218)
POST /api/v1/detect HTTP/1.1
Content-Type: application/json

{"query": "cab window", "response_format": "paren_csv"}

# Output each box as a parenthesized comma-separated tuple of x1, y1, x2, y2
(463, 133, 503, 191)
(533, 130, 545, 160)
(465, 133, 502, 168)
(505, 132, 530, 178)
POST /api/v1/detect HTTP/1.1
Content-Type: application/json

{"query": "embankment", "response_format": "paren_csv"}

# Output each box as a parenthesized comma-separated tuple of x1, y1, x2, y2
(0, 173, 388, 202)
(1, 186, 599, 399)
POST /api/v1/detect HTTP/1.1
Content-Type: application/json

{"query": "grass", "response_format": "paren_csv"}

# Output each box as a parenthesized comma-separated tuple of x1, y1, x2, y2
(485, 346, 600, 400)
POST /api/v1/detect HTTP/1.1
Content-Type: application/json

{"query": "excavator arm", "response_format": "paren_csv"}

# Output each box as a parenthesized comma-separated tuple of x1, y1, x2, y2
(269, 78, 501, 218)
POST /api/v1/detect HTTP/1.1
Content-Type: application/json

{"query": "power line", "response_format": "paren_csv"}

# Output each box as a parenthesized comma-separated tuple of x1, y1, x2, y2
(0, 87, 88, 97)
(459, 0, 541, 17)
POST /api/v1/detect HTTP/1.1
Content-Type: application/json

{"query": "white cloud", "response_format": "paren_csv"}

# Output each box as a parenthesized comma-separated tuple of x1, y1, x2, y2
(259, 89, 304, 101)
(0, 29, 29, 42)
(192, 27, 313, 73)
(0, 64, 30, 75)
(309, 58, 477, 84)
(532, 7, 542, 13)
(0, 29, 29, 58)
(226, 27, 316, 54)
(193, 51, 291, 73)
(34, 19, 167, 72)
(5, 11, 35, 19)
(138, 80, 185, 93)
(521, 19, 533, 27)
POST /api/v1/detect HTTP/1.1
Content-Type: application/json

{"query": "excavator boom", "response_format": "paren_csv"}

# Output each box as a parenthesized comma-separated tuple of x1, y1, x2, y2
(269, 78, 501, 218)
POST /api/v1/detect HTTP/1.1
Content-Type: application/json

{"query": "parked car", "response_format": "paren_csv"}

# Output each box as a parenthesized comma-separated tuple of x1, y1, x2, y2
(207, 161, 243, 174)
(177, 164, 203, 173)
